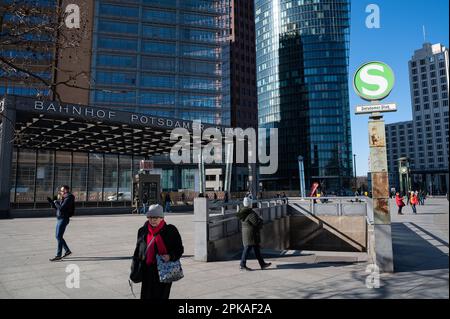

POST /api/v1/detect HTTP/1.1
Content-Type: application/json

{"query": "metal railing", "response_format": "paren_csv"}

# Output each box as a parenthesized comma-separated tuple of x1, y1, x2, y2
(289, 196, 368, 217)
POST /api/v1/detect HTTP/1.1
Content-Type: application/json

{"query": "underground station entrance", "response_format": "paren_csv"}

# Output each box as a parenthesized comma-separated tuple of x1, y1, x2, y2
(0, 95, 231, 218)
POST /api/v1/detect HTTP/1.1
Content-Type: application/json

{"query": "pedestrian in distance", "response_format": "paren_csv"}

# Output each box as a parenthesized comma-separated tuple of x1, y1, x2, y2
(164, 192, 172, 213)
(133, 204, 184, 299)
(47, 185, 75, 261)
(237, 197, 271, 271)
(406, 191, 410, 206)
(395, 192, 405, 215)
(141, 192, 149, 214)
(419, 190, 426, 205)
(410, 191, 419, 214)
(282, 192, 288, 204)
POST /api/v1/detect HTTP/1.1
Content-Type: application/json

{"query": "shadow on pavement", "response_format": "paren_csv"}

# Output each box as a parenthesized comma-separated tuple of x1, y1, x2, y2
(271, 261, 362, 270)
(61, 256, 132, 262)
(392, 222, 449, 273)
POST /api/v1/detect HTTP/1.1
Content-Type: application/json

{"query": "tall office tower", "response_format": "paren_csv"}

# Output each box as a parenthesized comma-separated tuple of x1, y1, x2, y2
(408, 43, 449, 194)
(90, 0, 231, 126)
(255, 0, 353, 191)
(230, 0, 257, 131)
(228, 0, 258, 191)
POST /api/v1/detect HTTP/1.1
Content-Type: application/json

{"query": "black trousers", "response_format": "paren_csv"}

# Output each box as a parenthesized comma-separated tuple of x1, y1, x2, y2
(240, 245, 265, 267)
(140, 264, 172, 300)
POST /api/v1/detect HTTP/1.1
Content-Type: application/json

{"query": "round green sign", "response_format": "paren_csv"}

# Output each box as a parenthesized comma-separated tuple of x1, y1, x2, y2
(353, 61, 395, 101)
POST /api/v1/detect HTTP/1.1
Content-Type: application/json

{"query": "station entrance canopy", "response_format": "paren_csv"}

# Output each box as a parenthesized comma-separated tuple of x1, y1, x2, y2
(0, 95, 232, 216)
(0, 95, 229, 156)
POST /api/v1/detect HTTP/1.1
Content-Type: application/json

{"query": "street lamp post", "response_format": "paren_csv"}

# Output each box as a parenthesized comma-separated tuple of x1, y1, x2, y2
(353, 154, 357, 191)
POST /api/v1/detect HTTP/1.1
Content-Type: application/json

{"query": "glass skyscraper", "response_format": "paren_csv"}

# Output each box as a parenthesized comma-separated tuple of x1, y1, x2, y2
(90, 0, 231, 126)
(255, 0, 353, 192)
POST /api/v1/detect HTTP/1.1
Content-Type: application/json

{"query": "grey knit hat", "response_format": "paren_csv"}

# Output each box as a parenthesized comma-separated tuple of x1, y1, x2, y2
(146, 204, 164, 218)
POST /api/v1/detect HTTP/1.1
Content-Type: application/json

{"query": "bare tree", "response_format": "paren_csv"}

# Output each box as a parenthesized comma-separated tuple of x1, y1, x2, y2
(0, 0, 94, 102)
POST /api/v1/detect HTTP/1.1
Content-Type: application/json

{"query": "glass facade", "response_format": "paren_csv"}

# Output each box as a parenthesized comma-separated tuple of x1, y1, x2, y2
(8, 148, 185, 206)
(90, 0, 231, 126)
(255, 0, 353, 191)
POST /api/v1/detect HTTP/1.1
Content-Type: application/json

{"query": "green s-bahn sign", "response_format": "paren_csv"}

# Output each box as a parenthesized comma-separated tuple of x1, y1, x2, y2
(353, 61, 395, 101)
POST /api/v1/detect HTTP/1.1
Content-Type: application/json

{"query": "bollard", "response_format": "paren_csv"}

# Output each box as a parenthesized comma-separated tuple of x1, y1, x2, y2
(194, 198, 209, 262)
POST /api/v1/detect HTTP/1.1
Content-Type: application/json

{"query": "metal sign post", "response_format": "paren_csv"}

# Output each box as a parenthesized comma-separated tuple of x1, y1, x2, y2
(354, 61, 395, 273)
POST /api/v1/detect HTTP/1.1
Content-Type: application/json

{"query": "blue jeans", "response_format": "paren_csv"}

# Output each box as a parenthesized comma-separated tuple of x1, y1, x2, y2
(165, 202, 171, 213)
(412, 204, 417, 214)
(56, 218, 70, 257)
(240, 245, 265, 267)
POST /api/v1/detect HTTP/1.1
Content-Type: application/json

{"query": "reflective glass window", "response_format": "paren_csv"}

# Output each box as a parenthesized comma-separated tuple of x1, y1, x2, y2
(180, 59, 220, 75)
(72, 152, 88, 202)
(97, 54, 137, 68)
(98, 20, 138, 34)
(16, 149, 36, 203)
(180, 13, 217, 27)
(141, 74, 176, 88)
(119, 156, 132, 201)
(99, 4, 139, 18)
(180, 44, 219, 59)
(140, 92, 175, 105)
(98, 37, 138, 51)
(96, 71, 137, 85)
(104, 154, 118, 200)
(35, 150, 54, 203)
(142, 41, 176, 55)
(88, 153, 103, 201)
(180, 77, 220, 91)
(180, 94, 219, 108)
(143, 25, 176, 40)
(143, 9, 176, 22)
(181, 29, 217, 42)
(141, 57, 176, 72)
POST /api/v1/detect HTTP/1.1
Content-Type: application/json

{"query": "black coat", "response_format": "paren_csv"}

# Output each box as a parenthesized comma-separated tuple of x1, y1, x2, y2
(238, 207, 263, 246)
(52, 193, 75, 219)
(133, 221, 184, 263)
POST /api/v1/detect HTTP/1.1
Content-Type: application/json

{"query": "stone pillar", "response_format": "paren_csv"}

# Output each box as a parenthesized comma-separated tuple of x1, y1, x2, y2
(369, 114, 394, 273)
(0, 96, 16, 218)
(194, 198, 209, 261)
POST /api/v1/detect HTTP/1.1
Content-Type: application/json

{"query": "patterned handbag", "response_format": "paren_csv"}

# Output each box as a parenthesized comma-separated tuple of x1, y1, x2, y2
(156, 255, 184, 283)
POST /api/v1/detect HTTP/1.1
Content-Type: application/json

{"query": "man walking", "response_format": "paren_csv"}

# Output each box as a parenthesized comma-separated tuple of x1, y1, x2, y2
(237, 197, 271, 271)
(48, 185, 75, 261)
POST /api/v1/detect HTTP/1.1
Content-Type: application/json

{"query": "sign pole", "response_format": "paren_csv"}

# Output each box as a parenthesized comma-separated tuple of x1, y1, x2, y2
(353, 61, 396, 273)
(368, 109, 394, 273)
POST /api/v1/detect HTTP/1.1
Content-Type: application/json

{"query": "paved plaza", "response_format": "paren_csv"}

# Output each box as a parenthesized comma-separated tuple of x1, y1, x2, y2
(0, 198, 448, 299)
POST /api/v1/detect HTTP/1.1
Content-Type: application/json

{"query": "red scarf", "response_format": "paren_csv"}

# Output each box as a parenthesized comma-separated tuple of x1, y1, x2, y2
(146, 220, 168, 265)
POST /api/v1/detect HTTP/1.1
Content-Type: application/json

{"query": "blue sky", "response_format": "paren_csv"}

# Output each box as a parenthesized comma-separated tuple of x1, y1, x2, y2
(349, 0, 449, 176)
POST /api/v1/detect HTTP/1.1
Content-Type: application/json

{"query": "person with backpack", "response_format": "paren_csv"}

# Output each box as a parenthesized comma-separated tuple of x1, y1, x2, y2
(236, 197, 271, 271)
(48, 185, 75, 261)
(132, 204, 184, 299)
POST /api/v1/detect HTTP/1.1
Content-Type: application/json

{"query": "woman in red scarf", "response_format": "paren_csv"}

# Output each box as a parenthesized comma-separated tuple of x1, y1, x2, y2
(133, 204, 184, 299)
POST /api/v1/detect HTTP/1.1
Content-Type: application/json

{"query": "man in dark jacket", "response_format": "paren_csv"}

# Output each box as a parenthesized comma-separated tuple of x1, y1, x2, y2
(236, 197, 271, 271)
(48, 185, 75, 261)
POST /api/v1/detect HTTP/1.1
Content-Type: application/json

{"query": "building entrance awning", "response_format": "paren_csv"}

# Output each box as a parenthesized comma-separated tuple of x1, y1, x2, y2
(1, 95, 228, 156)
